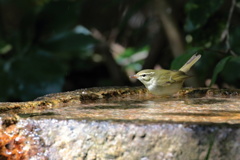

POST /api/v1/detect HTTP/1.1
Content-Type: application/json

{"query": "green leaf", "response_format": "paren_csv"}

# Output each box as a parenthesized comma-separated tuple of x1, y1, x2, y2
(230, 27, 240, 55)
(116, 45, 149, 68)
(118, 45, 149, 59)
(210, 56, 232, 87)
(37, 1, 82, 33)
(219, 56, 240, 87)
(184, 0, 224, 32)
(42, 31, 97, 53)
(7, 50, 66, 101)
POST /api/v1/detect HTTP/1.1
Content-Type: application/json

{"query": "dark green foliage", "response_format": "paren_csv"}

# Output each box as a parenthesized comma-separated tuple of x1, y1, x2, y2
(230, 27, 240, 55)
(175, 0, 240, 87)
(0, 0, 97, 101)
(210, 56, 231, 87)
(185, 0, 225, 32)
(42, 31, 97, 53)
(220, 57, 240, 88)
(1, 0, 240, 101)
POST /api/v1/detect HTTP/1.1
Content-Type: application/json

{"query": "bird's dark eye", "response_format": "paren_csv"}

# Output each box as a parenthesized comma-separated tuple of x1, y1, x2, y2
(141, 74, 146, 77)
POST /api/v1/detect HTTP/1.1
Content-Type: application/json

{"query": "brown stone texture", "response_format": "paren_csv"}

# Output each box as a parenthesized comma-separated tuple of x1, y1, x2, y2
(1, 87, 240, 159)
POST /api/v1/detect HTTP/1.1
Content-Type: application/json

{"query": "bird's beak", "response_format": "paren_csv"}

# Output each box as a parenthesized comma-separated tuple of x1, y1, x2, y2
(129, 75, 138, 79)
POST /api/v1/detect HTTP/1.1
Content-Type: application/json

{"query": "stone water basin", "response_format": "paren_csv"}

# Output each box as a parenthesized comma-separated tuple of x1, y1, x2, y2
(1, 87, 240, 159)
(21, 93, 240, 125)
(13, 87, 240, 124)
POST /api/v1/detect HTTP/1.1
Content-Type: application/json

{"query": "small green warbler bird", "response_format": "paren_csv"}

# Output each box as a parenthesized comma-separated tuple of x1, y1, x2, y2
(130, 53, 201, 96)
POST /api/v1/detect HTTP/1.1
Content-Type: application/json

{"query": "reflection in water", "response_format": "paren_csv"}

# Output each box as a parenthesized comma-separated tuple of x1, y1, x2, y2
(16, 96, 240, 125)
(184, 98, 229, 105)
(18, 112, 57, 118)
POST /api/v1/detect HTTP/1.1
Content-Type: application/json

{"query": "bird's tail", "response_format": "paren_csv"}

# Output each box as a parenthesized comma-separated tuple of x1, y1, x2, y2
(179, 53, 201, 73)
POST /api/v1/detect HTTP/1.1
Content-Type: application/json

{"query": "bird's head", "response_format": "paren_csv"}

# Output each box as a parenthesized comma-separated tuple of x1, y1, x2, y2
(130, 69, 155, 86)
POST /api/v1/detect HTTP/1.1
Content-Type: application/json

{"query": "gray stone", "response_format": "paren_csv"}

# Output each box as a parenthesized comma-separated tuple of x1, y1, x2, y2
(11, 119, 240, 160)
(1, 87, 240, 159)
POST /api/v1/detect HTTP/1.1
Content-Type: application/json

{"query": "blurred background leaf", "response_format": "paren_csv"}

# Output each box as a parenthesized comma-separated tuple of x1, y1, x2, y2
(6, 50, 66, 101)
(184, 0, 225, 32)
(220, 56, 240, 88)
(210, 56, 232, 87)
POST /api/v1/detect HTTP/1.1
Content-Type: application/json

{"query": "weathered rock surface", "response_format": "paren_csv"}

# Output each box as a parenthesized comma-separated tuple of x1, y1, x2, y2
(1, 87, 240, 160)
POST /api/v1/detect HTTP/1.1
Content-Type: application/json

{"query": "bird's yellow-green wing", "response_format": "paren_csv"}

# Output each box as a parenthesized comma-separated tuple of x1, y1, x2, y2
(156, 70, 188, 86)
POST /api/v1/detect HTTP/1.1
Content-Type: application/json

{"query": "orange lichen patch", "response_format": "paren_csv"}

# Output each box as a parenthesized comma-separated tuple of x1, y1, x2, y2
(0, 124, 45, 160)
(0, 125, 28, 160)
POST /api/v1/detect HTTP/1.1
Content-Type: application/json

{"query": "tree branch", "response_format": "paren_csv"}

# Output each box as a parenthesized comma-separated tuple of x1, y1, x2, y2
(220, 0, 237, 56)
(154, 0, 185, 58)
